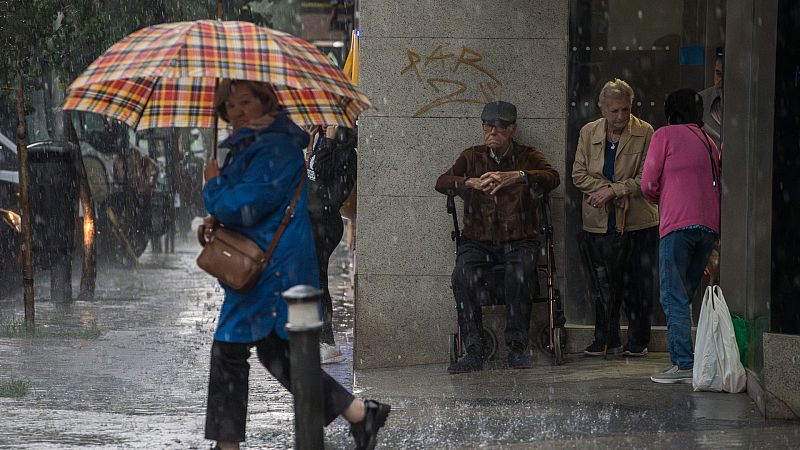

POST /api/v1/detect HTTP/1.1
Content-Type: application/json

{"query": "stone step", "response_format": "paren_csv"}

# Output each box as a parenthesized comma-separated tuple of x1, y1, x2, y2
(477, 304, 696, 360)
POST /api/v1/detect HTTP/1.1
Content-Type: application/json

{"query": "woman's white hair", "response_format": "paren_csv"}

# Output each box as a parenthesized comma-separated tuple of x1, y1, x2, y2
(598, 78, 634, 107)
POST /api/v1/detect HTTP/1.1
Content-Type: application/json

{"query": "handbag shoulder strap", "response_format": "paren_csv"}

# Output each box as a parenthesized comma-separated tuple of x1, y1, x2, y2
(686, 125, 719, 191)
(261, 174, 306, 263)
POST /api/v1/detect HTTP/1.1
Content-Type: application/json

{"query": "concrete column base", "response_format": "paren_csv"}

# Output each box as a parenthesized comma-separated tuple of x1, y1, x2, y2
(747, 333, 800, 420)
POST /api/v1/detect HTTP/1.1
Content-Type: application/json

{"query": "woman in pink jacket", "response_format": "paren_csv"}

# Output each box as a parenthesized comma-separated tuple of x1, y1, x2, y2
(641, 89, 721, 384)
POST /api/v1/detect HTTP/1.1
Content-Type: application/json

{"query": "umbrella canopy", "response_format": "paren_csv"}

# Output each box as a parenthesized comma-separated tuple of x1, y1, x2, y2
(63, 20, 370, 130)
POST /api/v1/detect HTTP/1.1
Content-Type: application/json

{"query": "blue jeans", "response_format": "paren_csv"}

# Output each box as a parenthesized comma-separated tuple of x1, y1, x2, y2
(659, 229, 717, 369)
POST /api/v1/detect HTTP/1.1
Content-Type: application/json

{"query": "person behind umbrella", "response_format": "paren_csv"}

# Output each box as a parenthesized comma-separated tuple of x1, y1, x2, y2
(305, 124, 358, 365)
(572, 78, 659, 357)
(435, 101, 560, 373)
(200, 79, 389, 450)
(641, 89, 720, 384)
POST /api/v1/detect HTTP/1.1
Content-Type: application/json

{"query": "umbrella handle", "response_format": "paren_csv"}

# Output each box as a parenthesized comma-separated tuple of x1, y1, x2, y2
(211, 78, 219, 163)
(212, 114, 219, 162)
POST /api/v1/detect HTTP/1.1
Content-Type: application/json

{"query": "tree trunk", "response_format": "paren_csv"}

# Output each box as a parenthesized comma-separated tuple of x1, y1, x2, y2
(65, 112, 97, 300)
(16, 75, 35, 331)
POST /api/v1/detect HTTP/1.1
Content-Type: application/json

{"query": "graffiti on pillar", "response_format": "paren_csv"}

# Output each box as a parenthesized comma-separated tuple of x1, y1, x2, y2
(400, 45, 502, 117)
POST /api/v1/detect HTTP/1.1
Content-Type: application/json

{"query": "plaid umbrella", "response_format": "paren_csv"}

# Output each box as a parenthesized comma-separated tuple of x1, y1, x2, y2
(63, 20, 370, 130)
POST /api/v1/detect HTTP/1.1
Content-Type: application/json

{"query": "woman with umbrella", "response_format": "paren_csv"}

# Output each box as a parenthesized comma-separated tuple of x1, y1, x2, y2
(201, 79, 389, 450)
(64, 20, 387, 449)
(572, 79, 660, 357)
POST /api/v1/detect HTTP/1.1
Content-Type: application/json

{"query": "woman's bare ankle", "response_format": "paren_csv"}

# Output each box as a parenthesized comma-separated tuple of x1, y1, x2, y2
(216, 441, 240, 450)
(342, 398, 366, 423)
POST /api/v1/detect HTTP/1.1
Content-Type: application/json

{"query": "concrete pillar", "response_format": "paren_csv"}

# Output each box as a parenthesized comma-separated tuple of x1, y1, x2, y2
(356, 1, 568, 368)
(719, 0, 777, 374)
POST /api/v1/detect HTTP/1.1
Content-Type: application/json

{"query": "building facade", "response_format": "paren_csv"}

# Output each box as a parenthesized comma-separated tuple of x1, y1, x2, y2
(356, 0, 799, 419)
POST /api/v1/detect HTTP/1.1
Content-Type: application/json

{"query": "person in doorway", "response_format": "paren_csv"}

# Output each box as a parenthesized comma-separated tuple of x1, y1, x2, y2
(306, 124, 358, 364)
(200, 79, 389, 450)
(435, 100, 560, 373)
(699, 48, 724, 149)
(572, 79, 659, 357)
(699, 48, 724, 284)
(641, 88, 721, 384)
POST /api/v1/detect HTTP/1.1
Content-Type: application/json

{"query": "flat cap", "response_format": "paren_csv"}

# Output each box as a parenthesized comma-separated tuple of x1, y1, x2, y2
(481, 101, 517, 123)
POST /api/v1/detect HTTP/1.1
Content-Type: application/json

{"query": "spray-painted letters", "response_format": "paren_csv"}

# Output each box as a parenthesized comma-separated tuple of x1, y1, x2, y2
(400, 45, 501, 117)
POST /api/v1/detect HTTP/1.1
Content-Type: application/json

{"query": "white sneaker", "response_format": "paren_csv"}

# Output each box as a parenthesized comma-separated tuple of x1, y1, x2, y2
(320, 343, 345, 365)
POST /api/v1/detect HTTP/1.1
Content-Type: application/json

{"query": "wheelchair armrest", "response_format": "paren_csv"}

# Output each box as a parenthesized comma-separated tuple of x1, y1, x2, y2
(446, 194, 456, 214)
(446, 194, 461, 244)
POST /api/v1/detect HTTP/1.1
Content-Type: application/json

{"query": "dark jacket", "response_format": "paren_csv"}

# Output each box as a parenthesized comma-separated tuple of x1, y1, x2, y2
(435, 141, 560, 242)
(202, 112, 319, 343)
(306, 127, 357, 218)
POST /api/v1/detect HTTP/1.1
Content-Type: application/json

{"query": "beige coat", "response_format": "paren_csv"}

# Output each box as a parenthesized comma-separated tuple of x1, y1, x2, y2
(572, 116, 658, 234)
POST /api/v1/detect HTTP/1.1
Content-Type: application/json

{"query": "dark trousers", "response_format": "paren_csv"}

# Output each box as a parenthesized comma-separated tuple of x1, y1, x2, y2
(585, 227, 657, 348)
(452, 238, 540, 355)
(622, 227, 659, 348)
(204, 333, 354, 443)
(310, 212, 344, 345)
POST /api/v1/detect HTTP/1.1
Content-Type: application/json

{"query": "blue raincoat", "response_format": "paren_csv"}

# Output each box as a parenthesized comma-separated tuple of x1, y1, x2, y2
(203, 112, 320, 343)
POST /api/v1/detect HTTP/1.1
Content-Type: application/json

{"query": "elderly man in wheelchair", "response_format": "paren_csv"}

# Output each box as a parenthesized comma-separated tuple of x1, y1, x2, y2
(435, 101, 561, 373)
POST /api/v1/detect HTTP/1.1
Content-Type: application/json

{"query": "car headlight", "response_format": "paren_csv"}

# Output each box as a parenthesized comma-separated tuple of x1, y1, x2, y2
(0, 208, 21, 233)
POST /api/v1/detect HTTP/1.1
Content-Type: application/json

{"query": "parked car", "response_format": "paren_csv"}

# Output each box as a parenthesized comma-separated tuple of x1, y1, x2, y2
(0, 132, 21, 276)
(0, 133, 77, 285)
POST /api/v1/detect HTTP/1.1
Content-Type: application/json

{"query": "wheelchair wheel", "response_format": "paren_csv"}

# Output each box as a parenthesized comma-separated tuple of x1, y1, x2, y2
(539, 325, 552, 355)
(448, 333, 459, 365)
(553, 326, 564, 365)
(539, 325, 567, 362)
(482, 326, 498, 361)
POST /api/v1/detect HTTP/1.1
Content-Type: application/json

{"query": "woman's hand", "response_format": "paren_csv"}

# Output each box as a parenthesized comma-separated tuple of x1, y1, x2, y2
(614, 195, 630, 211)
(325, 125, 338, 139)
(204, 159, 220, 182)
(586, 186, 616, 208)
(197, 215, 216, 246)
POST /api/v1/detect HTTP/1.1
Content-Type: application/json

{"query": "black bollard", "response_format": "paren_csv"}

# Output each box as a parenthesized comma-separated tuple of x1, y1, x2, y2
(283, 285, 325, 450)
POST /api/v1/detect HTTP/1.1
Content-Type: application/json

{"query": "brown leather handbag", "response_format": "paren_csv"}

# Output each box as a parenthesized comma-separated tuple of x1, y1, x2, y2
(197, 177, 305, 292)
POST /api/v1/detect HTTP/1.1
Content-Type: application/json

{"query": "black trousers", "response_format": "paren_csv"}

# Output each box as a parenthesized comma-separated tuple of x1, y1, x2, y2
(310, 211, 344, 345)
(204, 333, 355, 443)
(585, 227, 658, 348)
(452, 238, 541, 355)
(622, 227, 659, 348)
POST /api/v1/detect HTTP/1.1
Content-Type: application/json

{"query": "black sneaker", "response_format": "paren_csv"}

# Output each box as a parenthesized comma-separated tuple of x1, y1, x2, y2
(447, 352, 485, 374)
(350, 399, 391, 450)
(583, 341, 622, 356)
(623, 344, 648, 357)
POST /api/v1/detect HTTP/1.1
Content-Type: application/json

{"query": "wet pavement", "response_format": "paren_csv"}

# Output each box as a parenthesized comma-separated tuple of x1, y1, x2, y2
(1, 235, 798, 449)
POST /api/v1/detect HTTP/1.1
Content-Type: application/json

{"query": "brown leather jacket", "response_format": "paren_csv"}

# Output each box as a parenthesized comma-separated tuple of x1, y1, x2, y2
(435, 141, 560, 242)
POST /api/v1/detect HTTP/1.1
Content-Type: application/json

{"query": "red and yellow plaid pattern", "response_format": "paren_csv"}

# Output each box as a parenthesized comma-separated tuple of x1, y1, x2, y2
(64, 20, 369, 129)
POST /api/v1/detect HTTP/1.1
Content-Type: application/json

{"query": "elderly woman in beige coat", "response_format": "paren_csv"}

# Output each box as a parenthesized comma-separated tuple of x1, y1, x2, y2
(572, 78, 659, 357)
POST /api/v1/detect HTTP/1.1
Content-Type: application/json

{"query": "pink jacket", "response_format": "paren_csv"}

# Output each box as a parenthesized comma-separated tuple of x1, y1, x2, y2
(641, 124, 721, 238)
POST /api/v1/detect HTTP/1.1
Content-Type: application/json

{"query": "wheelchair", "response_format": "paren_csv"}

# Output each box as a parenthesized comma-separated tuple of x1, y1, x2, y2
(446, 185, 567, 366)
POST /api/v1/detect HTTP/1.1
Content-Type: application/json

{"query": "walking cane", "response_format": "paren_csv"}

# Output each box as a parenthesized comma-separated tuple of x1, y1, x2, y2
(619, 196, 630, 235)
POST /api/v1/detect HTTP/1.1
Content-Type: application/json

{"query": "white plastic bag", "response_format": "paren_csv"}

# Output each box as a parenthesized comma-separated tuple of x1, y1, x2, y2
(693, 285, 747, 393)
